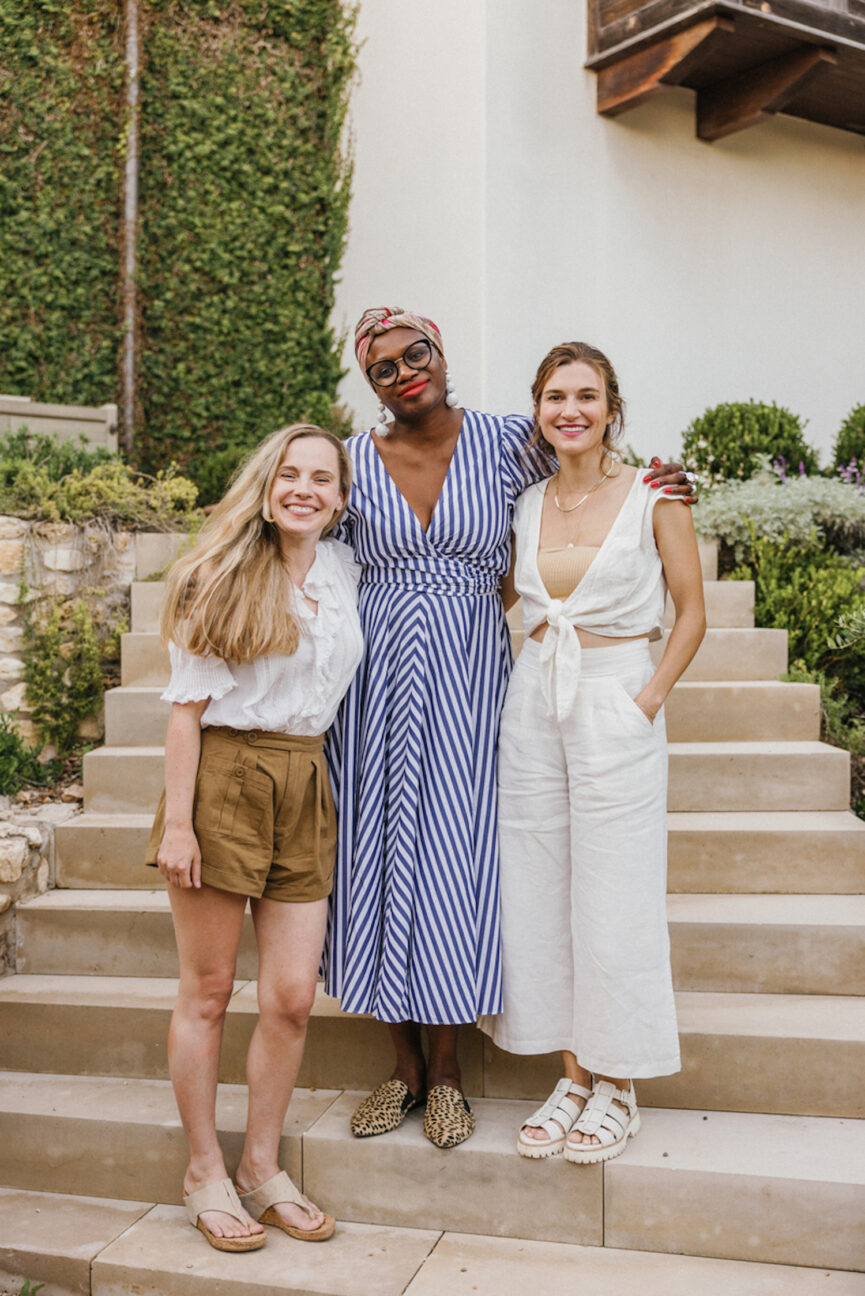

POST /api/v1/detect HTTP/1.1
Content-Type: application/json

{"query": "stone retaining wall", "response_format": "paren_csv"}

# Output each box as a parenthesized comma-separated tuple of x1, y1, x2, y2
(0, 803, 79, 974)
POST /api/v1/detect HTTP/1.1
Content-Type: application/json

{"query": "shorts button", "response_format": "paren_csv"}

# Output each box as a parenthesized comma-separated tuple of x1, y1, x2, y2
(235, 767, 245, 779)
(247, 731, 258, 743)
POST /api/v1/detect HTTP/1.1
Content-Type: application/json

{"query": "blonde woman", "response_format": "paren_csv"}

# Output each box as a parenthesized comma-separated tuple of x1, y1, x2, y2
(480, 343, 705, 1164)
(145, 424, 363, 1251)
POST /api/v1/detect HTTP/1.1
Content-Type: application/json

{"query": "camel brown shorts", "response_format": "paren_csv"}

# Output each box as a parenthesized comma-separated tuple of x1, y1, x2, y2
(145, 726, 336, 902)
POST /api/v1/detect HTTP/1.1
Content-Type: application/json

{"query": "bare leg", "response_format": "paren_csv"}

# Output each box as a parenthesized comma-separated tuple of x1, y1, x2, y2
(168, 883, 262, 1240)
(235, 896, 329, 1233)
(387, 1021, 426, 1098)
(522, 1050, 590, 1143)
(427, 1024, 462, 1091)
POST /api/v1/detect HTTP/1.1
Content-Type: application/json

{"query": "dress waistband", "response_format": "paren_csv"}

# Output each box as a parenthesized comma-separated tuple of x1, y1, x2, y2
(360, 569, 499, 596)
(204, 727, 325, 751)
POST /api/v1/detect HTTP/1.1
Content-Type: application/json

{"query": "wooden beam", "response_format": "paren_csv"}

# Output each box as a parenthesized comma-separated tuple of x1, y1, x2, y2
(697, 45, 837, 139)
(597, 16, 734, 116)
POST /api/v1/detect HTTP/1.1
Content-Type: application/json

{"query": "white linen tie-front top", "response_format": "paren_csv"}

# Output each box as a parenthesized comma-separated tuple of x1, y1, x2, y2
(512, 473, 680, 721)
(162, 538, 364, 735)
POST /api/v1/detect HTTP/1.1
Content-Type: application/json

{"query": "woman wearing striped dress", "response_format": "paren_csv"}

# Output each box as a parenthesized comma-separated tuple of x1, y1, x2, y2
(323, 307, 691, 1148)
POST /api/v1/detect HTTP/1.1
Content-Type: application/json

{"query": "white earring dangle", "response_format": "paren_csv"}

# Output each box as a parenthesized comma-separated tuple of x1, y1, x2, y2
(375, 402, 390, 437)
(445, 371, 459, 409)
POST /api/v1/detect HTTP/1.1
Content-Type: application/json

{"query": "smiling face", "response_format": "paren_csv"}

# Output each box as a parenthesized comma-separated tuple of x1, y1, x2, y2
(365, 326, 448, 419)
(267, 435, 345, 549)
(536, 361, 611, 462)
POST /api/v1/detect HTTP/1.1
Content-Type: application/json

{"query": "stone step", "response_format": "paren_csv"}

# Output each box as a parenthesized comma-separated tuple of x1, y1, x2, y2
(103, 677, 820, 748)
(54, 813, 156, 889)
(122, 625, 789, 688)
(104, 687, 171, 747)
(4, 1196, 863, 1296)
(666, 893, 865, 994)
(0, 1187, 437, 1296)
(663, 741, 849, 812)
(130, 579, 166, 633)
(305, 1094, 865, 1271)
(667, 809, 865, 893)
(82, 740, 851, 815)
(665, 580, 754, 628)
(18, 889, 865, 996)
(1, 977, 862, 1118)
(0, 1072, 861, 1271)
(651, 628, 788, 680)
(404, 1234, 865, 1296)
(120, 633, 170, 687)
(53, 809, 865, 894)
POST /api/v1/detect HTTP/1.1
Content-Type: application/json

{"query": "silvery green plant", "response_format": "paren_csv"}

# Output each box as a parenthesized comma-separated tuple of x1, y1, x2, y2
(695, 464, 865, 561)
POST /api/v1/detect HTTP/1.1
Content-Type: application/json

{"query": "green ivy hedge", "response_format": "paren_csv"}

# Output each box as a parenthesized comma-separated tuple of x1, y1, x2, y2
(137, 0, 356, 474)
(0, 0, 124, 405)
(0, 0, 356, 480)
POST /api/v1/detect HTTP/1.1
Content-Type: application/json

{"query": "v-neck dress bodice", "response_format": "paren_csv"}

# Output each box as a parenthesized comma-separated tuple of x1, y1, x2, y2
(323, 411, 551, 1024)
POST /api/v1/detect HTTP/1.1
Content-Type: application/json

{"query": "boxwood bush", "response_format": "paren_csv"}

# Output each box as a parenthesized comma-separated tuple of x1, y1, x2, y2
(682, 401, 819, 485)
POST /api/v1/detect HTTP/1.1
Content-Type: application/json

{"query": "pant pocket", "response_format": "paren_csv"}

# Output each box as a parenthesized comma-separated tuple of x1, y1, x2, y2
(611, 676, 656, 731)
(197, 755, 274, 844)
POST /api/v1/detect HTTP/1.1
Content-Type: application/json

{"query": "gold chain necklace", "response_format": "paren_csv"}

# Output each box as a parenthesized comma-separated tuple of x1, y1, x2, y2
(553, 467, 612, 513)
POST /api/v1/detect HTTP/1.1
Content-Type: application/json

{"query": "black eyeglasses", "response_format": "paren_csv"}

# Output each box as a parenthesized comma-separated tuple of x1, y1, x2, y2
(366, 339, 433, 387)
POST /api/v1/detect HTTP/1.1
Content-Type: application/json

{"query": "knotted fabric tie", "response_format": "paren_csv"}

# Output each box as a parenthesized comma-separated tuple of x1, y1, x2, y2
(537, 599, 583, 722)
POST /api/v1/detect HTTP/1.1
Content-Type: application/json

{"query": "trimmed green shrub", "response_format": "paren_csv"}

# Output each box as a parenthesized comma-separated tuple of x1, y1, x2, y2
(696, 474, 865, 563)
(833, 404, 865, 478)
(682, 401, 819, 485)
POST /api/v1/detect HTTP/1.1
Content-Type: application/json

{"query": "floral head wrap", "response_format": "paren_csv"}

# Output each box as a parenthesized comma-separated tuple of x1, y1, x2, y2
(354, 307, 445, 376)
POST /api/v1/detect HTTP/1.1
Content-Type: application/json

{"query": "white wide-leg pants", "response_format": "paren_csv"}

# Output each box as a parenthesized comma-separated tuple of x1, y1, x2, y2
(481, 637, 680, 1078)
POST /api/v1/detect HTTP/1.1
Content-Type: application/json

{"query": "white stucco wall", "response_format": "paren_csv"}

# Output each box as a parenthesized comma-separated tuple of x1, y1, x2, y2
(334, 0, 865, 463)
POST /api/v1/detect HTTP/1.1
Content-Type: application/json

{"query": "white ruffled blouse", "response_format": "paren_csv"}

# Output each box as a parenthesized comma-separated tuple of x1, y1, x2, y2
(162, 539, 364, 736)
(513, 473, 680, 721)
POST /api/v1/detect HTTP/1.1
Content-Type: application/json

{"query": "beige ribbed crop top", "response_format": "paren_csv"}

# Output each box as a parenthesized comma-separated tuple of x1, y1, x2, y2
(537, 546, 601, 600)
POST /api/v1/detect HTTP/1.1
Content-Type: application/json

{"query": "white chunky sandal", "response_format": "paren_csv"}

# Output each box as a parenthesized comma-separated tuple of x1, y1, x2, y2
(563, 1079, 640, 1164)
(517, 1077, 592, 1159)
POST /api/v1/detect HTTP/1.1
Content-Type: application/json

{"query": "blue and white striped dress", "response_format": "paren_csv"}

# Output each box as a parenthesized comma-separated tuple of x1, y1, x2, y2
(323, 410, 549, 1024)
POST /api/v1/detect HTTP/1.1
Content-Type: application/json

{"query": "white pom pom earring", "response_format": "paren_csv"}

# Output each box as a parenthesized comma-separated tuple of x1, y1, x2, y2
(375, 401, 390, 437)
(445, 371, 459, 409)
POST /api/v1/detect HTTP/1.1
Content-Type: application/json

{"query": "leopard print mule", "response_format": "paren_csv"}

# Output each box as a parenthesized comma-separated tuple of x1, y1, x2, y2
(423, 1084, 475, 1149)
(350, 1078, 424, 1137)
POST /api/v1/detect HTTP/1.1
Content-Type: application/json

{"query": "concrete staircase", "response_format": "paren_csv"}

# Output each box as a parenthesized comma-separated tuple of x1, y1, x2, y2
(2, 544, 865, 1295)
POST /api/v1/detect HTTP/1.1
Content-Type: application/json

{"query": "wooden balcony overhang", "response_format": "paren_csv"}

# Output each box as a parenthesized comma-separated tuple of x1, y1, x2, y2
(586, 0, 865, 138)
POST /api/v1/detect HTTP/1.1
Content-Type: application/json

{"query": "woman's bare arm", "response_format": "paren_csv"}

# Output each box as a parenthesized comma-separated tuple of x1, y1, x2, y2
(500, 534, 519, 612)
(156, 699, 209, 889)
(634, 504, 706, 722)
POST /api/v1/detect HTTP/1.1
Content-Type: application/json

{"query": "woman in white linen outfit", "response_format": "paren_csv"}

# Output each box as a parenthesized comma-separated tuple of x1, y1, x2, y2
(479, 342, 706, 1165)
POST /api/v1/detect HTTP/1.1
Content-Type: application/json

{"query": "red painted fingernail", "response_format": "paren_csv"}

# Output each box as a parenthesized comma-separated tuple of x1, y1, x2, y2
(664, 486, 674, 493)
(651, 457, 661, 466)
(651, 481, 660, 488)
(643, 474, 652, 483)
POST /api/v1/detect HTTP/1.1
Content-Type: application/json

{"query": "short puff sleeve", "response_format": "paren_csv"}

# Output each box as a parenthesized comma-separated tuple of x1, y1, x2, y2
(162, 641, 237, 705)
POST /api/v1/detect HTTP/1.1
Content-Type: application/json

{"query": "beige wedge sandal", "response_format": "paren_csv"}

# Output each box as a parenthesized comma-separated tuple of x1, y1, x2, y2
(183, 1177, 266, 1252)
(238, 1170, 335, 1241)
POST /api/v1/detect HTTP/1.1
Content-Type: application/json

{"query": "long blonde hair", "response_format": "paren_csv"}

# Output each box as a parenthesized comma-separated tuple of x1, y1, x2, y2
(161, 424, 351, 662)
